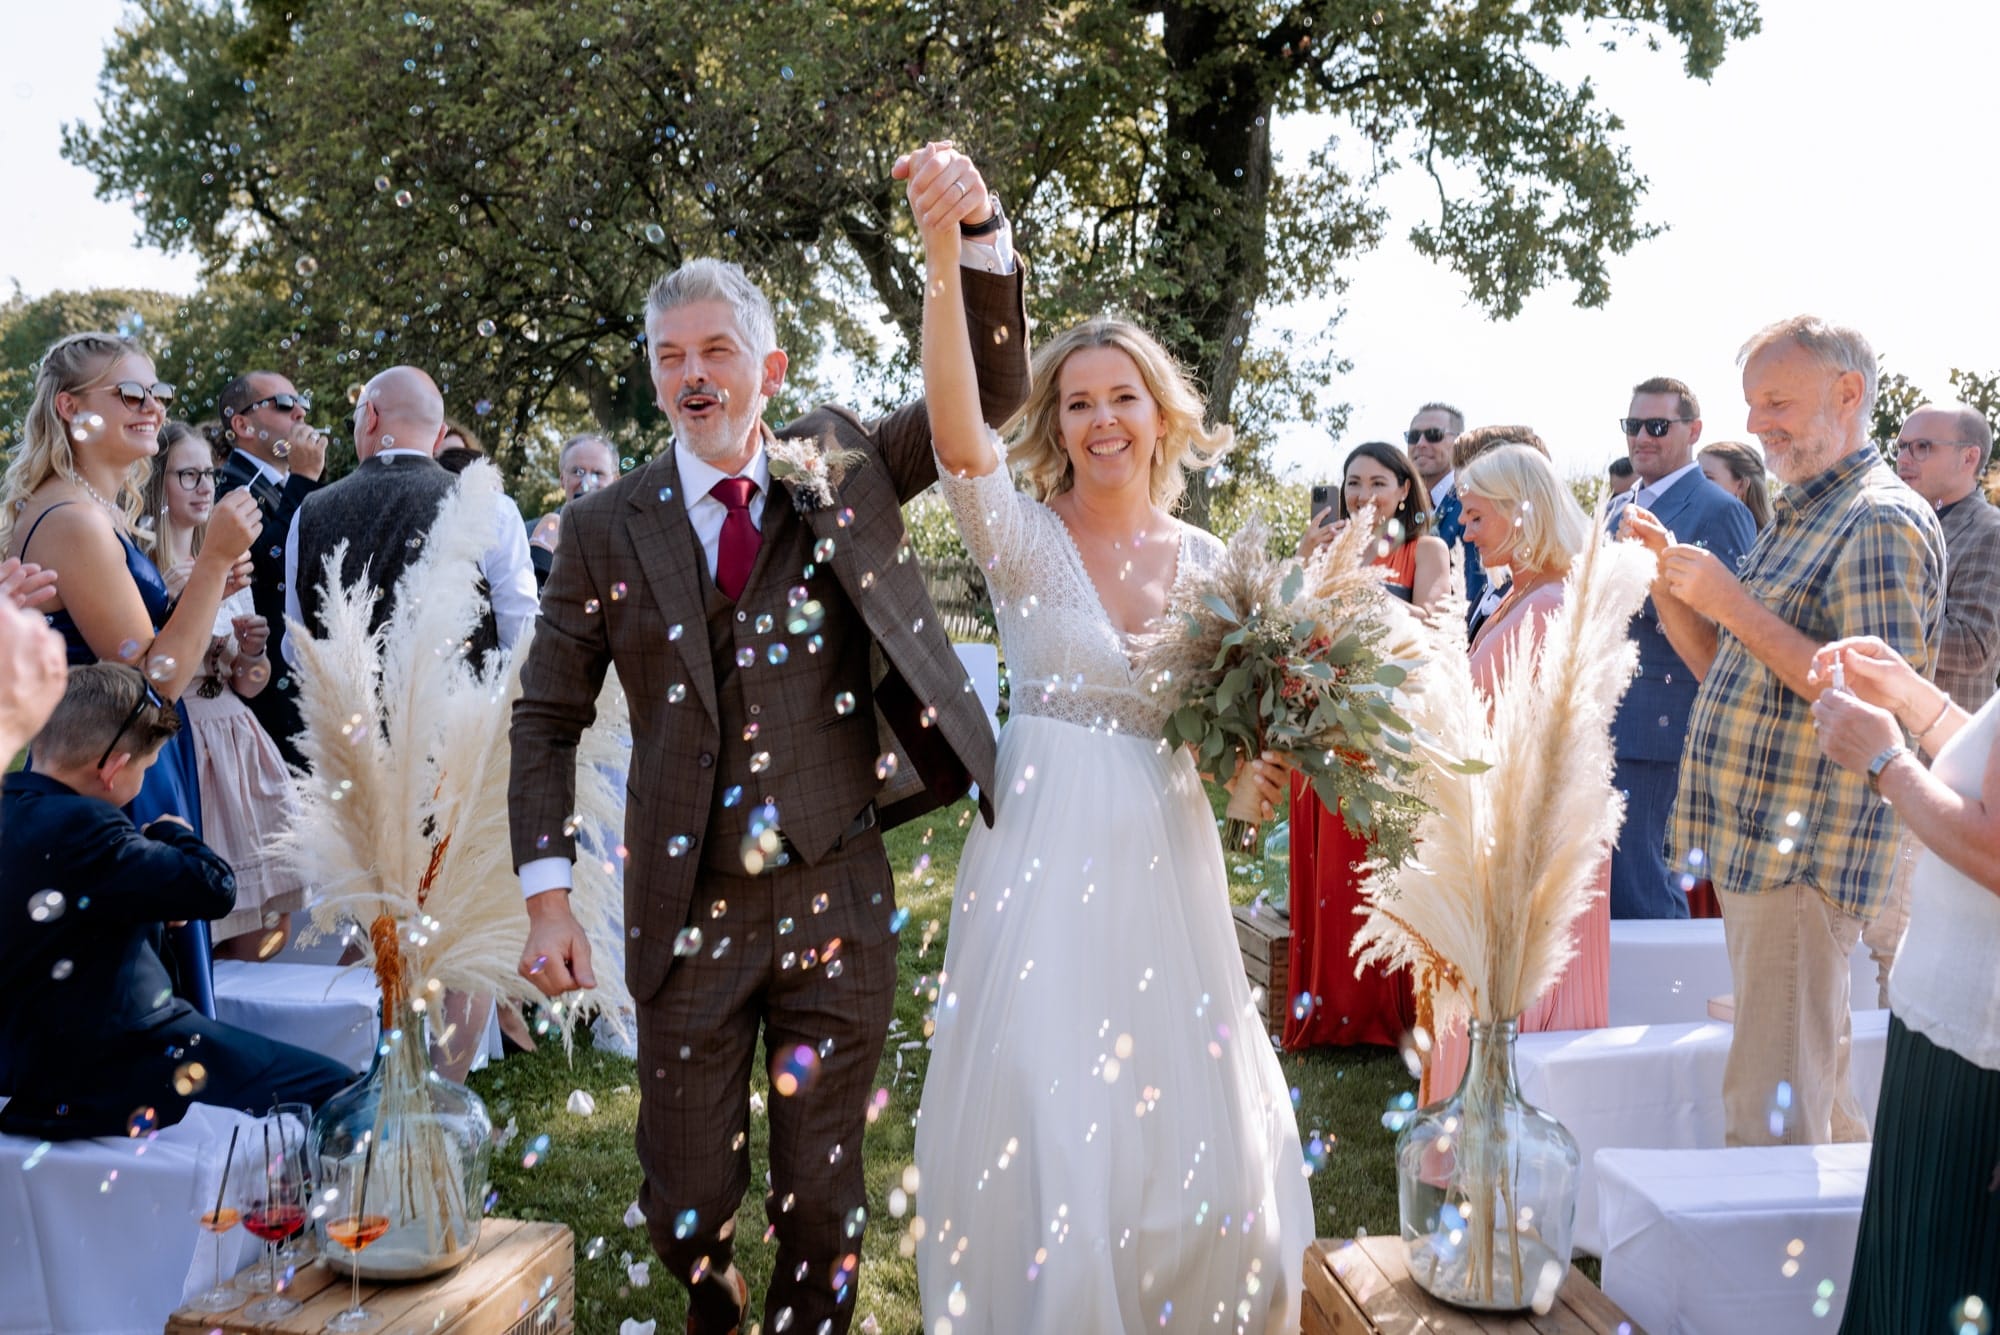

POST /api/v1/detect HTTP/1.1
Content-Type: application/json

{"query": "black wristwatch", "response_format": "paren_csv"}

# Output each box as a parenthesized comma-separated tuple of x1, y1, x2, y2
(960, 197, 1006, 238)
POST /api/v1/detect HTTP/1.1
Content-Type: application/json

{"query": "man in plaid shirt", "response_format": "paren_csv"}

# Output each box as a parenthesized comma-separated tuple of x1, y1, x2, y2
(1625, 315, 1945, 1147)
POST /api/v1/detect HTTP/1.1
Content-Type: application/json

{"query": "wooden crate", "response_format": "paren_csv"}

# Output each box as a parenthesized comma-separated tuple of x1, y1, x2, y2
(167, 1218, 574, 1335)
(1301, 1236, 1642, 1334)
(1233, 902, 1291, 1039)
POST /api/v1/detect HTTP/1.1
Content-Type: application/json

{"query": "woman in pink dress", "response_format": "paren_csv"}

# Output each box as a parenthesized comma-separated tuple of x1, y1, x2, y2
(1426, 444, 1611, 1101)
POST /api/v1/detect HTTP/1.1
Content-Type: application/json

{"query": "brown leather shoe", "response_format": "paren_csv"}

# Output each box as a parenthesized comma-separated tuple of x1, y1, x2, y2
(685, 1265, 749, 1335)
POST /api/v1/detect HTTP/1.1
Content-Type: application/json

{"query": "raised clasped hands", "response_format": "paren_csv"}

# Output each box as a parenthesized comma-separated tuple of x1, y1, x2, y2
(893, 141, 995, 260)
(518, 892, 597, 998)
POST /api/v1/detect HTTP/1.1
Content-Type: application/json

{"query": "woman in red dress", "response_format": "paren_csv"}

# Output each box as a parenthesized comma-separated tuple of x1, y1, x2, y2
(1283, 442, 1449, 1048)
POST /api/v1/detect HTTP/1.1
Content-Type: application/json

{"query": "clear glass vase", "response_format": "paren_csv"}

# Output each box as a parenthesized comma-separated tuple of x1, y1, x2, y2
(309, 981, 492, 1279)
(1395, 1018, 1580, 1311)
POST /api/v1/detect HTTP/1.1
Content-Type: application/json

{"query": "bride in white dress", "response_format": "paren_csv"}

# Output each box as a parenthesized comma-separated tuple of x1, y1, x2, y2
(903, 146, 1314, 1335)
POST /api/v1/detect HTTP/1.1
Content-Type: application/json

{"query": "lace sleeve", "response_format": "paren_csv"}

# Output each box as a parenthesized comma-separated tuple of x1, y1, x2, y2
(932, 433, 1040, 604)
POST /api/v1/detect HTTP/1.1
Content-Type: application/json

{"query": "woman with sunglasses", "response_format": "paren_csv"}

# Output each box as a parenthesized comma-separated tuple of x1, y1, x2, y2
(0, 333, 261, 1008)
(139, 422, 306, 962)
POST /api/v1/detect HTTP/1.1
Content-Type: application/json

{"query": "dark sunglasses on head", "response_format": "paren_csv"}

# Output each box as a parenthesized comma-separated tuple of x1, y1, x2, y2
(98, 679, 167, 769)
(242, 392, 311, 416)
(1620, 417, 1690, 439)
(1405, 427, 1449, 445)
(100, 381, 176, 411)
(173, 467, 224, 492)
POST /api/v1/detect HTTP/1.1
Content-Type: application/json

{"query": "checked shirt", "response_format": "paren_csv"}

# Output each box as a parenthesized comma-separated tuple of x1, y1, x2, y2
(1670, 448, 1945, 919)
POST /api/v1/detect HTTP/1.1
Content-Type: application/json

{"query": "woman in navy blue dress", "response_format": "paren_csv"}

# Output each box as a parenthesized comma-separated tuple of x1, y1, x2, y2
(0, 331, 263, 1011)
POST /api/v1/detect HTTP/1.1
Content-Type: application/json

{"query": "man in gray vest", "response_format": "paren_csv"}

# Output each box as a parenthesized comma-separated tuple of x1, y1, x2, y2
(280, 366, 537, 670)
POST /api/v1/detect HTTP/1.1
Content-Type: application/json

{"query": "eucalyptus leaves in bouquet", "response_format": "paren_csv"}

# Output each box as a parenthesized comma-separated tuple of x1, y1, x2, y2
(1134, 513, 1433, 863)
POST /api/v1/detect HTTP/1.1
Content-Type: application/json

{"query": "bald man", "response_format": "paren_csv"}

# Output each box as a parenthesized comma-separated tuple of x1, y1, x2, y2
(281, 366, 537, 671)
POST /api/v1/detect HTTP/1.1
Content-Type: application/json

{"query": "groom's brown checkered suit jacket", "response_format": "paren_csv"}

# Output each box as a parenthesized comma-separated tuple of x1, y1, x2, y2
(509, 266, 1029, 1004)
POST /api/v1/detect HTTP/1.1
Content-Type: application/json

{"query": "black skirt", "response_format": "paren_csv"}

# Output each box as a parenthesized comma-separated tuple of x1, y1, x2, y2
(1837, 1013, 2000, 1333)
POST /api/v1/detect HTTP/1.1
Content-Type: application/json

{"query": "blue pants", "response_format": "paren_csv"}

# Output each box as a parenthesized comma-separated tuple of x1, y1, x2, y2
(1609, 755, 1689, 919)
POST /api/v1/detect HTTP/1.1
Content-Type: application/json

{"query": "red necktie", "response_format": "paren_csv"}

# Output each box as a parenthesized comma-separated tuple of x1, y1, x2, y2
(711, 476, 761, 600)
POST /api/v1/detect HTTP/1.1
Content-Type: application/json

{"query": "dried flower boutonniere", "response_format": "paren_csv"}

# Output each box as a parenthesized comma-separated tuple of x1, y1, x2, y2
(767, 436, 867, 514)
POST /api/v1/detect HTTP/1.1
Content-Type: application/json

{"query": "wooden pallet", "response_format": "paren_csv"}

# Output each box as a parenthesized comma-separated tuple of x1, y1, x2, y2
(165, 1218, 574, 1335)
(1233, 902, 1291, 1039)
(1301, 1236, 1642, 1334)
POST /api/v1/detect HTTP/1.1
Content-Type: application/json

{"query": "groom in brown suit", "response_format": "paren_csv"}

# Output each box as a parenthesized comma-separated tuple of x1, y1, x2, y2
(510, 145, 1026, 1335)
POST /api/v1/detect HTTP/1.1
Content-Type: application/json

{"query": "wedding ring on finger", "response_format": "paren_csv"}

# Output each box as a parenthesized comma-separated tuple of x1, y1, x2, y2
(954, 180, 969, 198)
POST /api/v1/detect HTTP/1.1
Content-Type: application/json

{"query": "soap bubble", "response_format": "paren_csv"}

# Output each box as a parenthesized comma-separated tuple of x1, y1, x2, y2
(771, 1044, 820, 1097)
(834, 692, 856, 716)
(28, 890, 65, 922)
(394, 189, 414, 207)
(476, 318, 497, 337)
(294, 255, 318, 277)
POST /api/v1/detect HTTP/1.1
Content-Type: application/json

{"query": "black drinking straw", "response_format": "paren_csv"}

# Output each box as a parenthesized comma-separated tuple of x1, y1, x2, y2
(209, 1124, 241, 1225)
(354, 1129, 377, 1231)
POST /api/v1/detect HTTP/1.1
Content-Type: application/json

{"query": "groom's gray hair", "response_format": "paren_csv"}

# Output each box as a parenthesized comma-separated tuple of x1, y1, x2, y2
(645, 259, 778, 358)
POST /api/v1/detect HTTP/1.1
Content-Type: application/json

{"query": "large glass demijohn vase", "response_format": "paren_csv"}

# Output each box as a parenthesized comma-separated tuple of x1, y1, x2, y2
(1395, 1019, 1581, 1310)
(310, 971, 492, 1279)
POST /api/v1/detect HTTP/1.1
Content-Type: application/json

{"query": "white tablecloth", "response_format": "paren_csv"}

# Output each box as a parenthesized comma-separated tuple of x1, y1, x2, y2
(1607, 918, 1881, 1027)
(213, 959, 381, 1073)
(0, 1102, 263, 1334)
(1597, 1144, 1869, 1334)
(1517, 1008, 1888, 1254)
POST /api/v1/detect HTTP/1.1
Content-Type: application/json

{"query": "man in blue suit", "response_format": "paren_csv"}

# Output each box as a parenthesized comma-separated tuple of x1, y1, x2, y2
(1609, 377, 1757, 918)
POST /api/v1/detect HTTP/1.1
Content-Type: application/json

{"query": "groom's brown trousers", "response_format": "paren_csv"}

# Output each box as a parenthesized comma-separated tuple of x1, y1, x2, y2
(638, 832, 899, 1335)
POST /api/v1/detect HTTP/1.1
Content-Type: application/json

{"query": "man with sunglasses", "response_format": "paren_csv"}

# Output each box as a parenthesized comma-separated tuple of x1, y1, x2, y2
(1405, 403, 1484, 609)
(1606, 377, 1756, 920)
(214, 371, 330, 768)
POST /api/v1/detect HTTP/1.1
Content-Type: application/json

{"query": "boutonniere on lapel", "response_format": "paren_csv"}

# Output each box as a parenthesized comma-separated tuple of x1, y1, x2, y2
(766, 436, 866, 515)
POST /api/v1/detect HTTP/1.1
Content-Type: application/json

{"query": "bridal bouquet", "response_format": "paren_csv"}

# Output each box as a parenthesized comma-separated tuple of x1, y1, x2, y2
(1131, 512, 1432, 862)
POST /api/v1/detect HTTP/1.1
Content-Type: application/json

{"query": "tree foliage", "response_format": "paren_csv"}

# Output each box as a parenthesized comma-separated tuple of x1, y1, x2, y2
(56, 0, 1761, 517)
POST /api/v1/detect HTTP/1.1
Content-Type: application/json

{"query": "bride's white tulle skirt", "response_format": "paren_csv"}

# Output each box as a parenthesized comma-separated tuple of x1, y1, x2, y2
(915, 714, 1314, 1334)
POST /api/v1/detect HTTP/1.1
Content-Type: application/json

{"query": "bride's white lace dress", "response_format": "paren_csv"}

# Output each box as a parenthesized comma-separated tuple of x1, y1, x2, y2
(914, 446, 1313, 1334)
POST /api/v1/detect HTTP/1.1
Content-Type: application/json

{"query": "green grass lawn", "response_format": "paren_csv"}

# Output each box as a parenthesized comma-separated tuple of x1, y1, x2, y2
(471, 796, 1418, 1335)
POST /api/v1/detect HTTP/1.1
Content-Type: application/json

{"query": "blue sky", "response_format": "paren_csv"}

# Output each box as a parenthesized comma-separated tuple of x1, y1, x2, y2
(8, 0, 1996, 481)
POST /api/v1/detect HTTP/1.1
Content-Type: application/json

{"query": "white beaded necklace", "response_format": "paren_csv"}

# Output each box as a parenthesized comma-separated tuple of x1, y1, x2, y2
(73, 475, 123, 518)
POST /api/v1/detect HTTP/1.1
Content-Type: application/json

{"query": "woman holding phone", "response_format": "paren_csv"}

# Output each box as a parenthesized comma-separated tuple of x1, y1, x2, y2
(1283, 440, 1448, 1049)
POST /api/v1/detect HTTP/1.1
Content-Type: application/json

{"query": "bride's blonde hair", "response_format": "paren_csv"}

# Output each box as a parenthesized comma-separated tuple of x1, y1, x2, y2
(1, 331, 152, 551)
(1004, 318, 1233, 513)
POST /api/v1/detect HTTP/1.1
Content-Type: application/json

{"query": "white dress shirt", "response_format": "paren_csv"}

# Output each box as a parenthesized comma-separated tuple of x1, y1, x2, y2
(232, 448, 288, 489)
(673, 439, 772, 581)
(1614, 459, 1703, 514)
(281, 449, 539, 668)
(1429, 471, 1456, 513)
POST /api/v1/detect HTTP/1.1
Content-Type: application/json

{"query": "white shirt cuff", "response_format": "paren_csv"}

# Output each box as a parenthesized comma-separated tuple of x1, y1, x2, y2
(961, 220, 1016, 276)
(519, 856, 574, 899)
